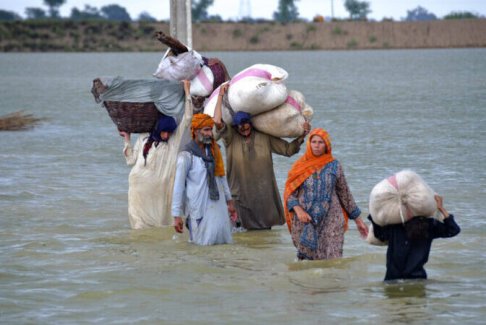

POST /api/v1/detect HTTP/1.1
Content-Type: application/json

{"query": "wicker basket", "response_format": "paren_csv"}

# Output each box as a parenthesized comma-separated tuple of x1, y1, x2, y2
(92, 78, 161, 133)
(103, 101, 161, 133)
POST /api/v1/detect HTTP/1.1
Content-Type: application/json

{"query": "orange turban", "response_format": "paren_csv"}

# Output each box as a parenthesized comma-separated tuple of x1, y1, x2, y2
(191, 113, 215, 139)
(190, 113, 225, 177)
(283, 128, 349, 232)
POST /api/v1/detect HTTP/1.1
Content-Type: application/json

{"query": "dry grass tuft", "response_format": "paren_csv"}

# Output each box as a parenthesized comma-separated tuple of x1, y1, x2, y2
(0, 111, 46, 131)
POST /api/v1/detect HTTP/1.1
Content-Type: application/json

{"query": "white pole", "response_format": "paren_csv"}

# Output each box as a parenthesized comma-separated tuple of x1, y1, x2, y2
(169, 0, 193, 48)
(331, 0, 334, 19)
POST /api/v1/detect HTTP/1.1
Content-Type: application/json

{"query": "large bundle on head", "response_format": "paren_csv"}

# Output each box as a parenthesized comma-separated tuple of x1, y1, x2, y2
(190, 57, 230, 97)
(153, 50, 203, 81)
(251, 90, 313, 138)
(203, 64, 289, 123)
(153, 50, 229, 98)
(153, 31, 230, 97)
(91, 77, 185, 133)
(227, 64, 289, 114)
(369, 170, 437, 226)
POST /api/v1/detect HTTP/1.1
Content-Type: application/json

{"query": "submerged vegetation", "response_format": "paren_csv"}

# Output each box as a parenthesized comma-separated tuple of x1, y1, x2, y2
(0, 111, 46, 131)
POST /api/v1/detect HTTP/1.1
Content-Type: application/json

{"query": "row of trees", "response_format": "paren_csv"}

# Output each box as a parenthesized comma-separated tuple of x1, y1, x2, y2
(0, 0, 155, 22)
(0, 0, 483, 22)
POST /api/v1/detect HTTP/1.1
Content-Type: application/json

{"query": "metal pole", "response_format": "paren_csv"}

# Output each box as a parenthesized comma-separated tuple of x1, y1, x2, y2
(331, 0, 334, 20)
(170, 0, 193, 48)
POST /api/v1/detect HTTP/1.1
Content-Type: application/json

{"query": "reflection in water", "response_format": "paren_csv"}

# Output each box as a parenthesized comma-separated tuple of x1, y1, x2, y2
(379, 281, 432, 324)
(383, 280, 427, 299)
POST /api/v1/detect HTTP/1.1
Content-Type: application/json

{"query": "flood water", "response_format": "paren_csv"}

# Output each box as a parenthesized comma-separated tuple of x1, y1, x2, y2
(1, 49, 485, 324)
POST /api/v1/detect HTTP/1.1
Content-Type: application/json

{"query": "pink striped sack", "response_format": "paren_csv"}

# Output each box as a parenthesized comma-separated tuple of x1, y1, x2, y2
(226, 64, 289, 115)
(369, 170, 437, 227)
(251, 90, 314, 138)
(204, 64, 290, 125)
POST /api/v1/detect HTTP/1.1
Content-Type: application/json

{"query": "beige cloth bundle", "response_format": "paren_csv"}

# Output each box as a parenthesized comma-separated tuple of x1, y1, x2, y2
(369, 170, 437, 226)
(251, 90, 313, 138)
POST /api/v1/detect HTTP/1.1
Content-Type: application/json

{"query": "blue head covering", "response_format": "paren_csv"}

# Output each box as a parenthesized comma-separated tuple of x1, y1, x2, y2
(232, 111, 252, 126)
(149, 115, 177, 142)
(142, 115, 178, 165)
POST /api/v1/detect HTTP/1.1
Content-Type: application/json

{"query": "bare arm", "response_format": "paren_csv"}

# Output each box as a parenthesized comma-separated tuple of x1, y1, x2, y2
(120, 131, 140, 165)
(213, 83, 228, 129)
(430, 194, 460, 239)
(435, 194, 450, 218)
(119, 131, 131, 156)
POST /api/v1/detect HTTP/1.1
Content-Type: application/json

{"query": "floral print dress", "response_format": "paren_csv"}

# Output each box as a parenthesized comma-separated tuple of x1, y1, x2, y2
(287, 160, 361, 260)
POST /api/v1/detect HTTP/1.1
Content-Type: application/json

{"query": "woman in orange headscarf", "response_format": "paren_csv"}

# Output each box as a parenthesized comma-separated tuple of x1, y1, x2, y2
(284, 128, 368, 260)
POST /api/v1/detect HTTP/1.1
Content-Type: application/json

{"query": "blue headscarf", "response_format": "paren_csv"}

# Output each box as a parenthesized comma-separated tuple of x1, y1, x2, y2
(232, 111, 252, 126)
(149, 115, 177, 142)
(143, 115, 177, 165)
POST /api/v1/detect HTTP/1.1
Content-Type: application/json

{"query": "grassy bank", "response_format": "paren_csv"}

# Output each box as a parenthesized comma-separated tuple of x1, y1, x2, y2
(1, 19, 485, 52)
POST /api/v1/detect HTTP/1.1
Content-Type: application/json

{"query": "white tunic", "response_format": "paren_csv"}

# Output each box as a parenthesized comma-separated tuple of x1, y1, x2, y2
(123, 97, 192, 229)
(172, 150, 233, 245)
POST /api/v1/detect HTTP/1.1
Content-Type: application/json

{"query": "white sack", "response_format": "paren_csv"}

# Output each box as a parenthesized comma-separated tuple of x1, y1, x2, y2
(203, 84, 234, 125)
(365, 224, 387, 246)
(190, 65, 215, 97)
(153, 50, 203, 81)
(251, 90, 314, 138)
(369, 170, 437, 226)
(247, 63, 289, 81)
(227, 64, 289, 115)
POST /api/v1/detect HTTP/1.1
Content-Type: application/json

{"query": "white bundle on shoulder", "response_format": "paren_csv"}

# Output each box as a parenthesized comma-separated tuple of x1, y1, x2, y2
(227, 64, 289, 115)
(251, 90, 313, 138)
(369, 170, 437, 226)
(153, 50, 203, 81)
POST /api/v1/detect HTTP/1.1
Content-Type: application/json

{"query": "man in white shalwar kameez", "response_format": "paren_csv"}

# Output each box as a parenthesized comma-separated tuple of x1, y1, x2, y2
(120, 81, 192, 229)
(172, 113, 237, 245)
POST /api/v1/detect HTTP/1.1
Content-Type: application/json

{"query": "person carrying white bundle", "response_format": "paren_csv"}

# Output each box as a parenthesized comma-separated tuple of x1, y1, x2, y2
(251, 90, 314, 138)
(368, 194, 460, 281)
(366, 170, 461, 281)
(212, 83, 310, 230)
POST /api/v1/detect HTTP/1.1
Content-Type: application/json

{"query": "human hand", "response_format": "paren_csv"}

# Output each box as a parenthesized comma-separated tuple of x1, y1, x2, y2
(219, 82, 229, 96)
(434, 194, 450, 218)
(227, 200, 238, 222)
(355, 217, 369, 239)
(183, 80, 191, 96)
(294, 206, 311, 223)
(302, 121, 311, 136)
(174, 217, 184, 233)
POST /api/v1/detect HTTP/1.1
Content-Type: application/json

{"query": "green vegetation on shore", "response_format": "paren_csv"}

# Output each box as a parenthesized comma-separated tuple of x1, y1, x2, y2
(1, 19, 485, 52)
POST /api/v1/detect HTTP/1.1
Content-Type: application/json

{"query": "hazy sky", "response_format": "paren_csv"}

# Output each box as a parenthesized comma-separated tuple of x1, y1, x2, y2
(3, 0, 486, 20)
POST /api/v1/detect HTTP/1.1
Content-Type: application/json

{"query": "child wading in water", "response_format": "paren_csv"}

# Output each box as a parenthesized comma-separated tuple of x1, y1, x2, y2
(368, 194, 460, 281)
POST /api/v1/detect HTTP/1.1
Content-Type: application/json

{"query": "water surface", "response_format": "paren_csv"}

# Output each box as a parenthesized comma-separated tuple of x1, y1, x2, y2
(1, 49, 485, 324)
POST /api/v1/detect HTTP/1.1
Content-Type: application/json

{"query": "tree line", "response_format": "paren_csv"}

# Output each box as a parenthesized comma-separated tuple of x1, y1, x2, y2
(0, 0, 483, 22)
